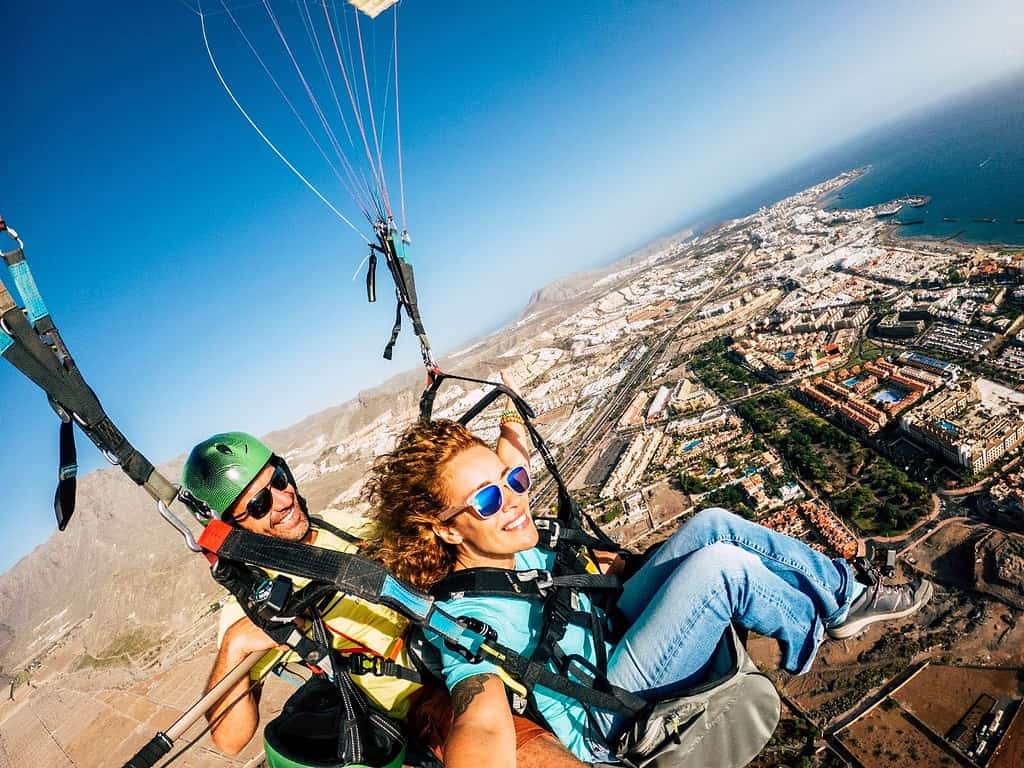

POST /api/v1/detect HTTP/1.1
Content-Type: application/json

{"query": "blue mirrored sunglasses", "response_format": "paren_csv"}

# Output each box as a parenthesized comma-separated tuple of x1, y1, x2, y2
(439, 465, 531, 522)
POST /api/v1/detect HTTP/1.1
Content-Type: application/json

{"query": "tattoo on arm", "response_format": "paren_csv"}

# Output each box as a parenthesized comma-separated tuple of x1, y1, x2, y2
(451, 675, 494, 718)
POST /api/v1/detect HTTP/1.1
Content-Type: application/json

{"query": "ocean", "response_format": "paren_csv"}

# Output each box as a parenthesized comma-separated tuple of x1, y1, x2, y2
(690, 70, 1024, 247)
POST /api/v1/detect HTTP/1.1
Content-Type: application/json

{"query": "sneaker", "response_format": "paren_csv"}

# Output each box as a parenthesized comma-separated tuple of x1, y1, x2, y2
(827, 578, 933, 640)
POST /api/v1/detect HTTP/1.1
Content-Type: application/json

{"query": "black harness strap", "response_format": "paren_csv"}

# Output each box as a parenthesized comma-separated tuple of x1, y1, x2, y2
(419, 370, 620, 553)
(0, 225, 177, 532)
(199, 522, 646, 718)
(417, 366, 642, 741)
(366, 220, 434, 367)
(310, 516, 366, 547)
(431, 567, 620, 603)
(54, 419, 77, 531)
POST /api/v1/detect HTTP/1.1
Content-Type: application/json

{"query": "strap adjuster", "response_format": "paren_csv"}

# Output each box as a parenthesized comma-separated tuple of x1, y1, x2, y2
(349, 653, 391, 676)
(516, 569, 553, 592)
(445, 616, 497, 663)
(534, 518, 561, 548)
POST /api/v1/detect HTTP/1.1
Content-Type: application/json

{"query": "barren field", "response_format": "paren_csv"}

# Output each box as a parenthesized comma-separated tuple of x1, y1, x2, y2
(909, 521, 979, 591)
(840, 701, 962, 767)
(990, 705, 1024, 768)
(0, 638, 292, 768)
(893, 664, 1023, 737)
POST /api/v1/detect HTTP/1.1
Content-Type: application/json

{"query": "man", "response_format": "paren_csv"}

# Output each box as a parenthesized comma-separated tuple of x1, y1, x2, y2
(182, 431, 584, 767)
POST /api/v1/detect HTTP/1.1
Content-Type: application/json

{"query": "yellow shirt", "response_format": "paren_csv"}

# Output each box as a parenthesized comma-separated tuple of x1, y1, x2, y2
(216, 509, 420, 718)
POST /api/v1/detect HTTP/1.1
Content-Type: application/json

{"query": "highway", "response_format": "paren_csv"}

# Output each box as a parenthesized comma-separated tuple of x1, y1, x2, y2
(533, 247, 751, 509)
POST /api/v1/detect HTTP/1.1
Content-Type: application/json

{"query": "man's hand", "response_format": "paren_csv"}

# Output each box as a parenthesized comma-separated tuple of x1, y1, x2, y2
(206, 618, 284, 755)
(223, 617, 286, 657)
(593, 549, 626, 577)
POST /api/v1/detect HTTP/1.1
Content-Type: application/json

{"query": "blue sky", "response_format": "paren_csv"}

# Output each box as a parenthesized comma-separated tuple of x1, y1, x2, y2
(2, 0, 1022, 571)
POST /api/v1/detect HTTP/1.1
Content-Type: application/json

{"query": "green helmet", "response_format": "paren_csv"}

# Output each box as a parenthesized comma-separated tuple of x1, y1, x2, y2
(181, 431, 273, 522)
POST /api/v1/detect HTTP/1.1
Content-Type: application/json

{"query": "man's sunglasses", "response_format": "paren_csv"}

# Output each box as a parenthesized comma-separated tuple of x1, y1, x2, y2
(229, 459, 290, 521)
(438, 465, 531, 522)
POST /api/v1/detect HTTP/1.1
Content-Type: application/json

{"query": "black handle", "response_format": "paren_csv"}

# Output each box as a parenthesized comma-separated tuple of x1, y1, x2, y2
(121, 732, 172, 768)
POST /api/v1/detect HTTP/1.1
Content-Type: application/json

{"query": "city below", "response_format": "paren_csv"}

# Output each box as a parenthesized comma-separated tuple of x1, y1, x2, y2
(3, 168, 1024, 768)
(405, 168, 1024, 768)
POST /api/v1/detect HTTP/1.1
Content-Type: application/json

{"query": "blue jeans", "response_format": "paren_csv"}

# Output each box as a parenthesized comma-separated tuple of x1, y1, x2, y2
(595, 507, 858, 743)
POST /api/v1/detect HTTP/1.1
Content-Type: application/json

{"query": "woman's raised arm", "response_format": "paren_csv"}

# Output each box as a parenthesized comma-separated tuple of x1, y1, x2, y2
(496, 369, 530, 470)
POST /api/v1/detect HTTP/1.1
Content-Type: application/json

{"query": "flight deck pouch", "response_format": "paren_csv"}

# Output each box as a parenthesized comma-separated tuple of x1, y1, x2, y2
(263, 674, 407, 768)
(614, 625, 780, 768)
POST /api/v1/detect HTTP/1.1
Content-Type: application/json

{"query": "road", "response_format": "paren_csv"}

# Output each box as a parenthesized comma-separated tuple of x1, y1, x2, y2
(534, 247, 751, 508)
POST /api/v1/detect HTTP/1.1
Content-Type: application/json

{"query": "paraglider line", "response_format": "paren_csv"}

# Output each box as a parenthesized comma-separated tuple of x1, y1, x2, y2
(354, 9, 393, 220)
(322, 1, 385, 206)
(376, 20, 395, 153)
(351, 251, 371, 281)
(393, 3, 407, 235)
(261, 1, 354, 200)
(173, 0, 200, 16)
(220, 1, 371, 216)
(293, 0, 356, 150)
(199, 5, 369, 242)
(338, 2, 364, 121)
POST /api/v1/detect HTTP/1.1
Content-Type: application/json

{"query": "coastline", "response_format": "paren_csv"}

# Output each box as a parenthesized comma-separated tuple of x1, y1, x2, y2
(826, 165, 1024, 252)
(880, 222, 1024, 253)
(815, 165, 871, 208)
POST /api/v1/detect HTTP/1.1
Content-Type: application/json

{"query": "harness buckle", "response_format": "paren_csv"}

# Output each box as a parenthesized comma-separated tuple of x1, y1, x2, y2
(516, 569, 553, 592)
(445, 616, 497, 664)
(348, 653, 390, 676)
(535, 518, 561, 549)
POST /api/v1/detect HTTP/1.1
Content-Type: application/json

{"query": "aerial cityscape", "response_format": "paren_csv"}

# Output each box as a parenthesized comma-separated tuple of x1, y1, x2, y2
(5, 166, 1023, 767)
(4, 2, 1024, 766)
(299, 169, 1024, 768)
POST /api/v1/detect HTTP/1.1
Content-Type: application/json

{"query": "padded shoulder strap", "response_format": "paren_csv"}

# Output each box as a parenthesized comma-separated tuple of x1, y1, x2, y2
(431, 565, 621, 603)
(310, 516, 365, 546)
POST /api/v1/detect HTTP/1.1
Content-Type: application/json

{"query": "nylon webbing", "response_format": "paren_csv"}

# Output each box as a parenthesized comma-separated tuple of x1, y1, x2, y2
(431, 568, 620, 603)
(0, 220, 178, 527)
(198, 522, 645, 717)
(54, 419, 77, 530)
(370, 222, 434, 367)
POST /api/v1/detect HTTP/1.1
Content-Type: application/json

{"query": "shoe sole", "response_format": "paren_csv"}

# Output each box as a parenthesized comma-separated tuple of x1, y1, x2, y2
(827, 580, 934, 640)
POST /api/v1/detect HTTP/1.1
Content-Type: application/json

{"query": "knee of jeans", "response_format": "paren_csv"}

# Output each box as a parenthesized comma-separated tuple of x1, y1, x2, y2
(687, 542, 759, 587)
(692, 506, 738, 536)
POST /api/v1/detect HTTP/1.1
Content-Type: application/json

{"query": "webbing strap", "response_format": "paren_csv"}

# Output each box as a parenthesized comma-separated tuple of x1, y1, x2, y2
(0, 307, 78, 402)
(0, 230, 177, 511)
(431, 567, 620, 603)
(493, 642, 646, 716)
(372, 223, 433, 367)
(54, 420, 77, 531)
(418, 370, 619, 550)
(6, 257, 49, 324)
(383, 300, 403, 361)
(310, 516, 365, 547)
(198, 522, 644, 717)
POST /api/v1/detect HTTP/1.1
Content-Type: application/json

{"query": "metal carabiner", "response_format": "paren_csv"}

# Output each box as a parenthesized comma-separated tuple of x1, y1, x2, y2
(158, 499, 202, 552)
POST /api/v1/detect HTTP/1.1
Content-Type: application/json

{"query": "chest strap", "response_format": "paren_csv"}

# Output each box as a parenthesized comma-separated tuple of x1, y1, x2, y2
(198, 522, 647, 718)
(431, 566, 620, 603)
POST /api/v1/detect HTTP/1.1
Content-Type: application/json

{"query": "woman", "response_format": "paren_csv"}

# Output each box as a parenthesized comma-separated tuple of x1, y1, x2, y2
(367, 418, 932, 767)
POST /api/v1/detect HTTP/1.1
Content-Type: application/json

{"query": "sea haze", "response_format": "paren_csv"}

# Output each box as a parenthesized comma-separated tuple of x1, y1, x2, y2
(689, 71, 1024, 247)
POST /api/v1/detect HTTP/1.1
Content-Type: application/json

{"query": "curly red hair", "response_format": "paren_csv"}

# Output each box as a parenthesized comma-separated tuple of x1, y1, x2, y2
(364, 419, 486, 589)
